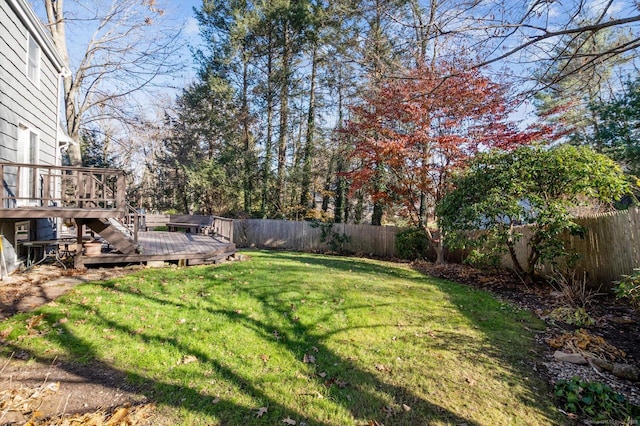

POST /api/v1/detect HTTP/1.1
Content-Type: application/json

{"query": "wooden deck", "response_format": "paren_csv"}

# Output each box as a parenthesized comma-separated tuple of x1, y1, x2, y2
(81, 231, 236, 266)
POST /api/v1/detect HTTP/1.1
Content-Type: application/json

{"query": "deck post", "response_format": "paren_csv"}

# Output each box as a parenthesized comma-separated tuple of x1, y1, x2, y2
(74, 219, 85, 269)
(116, 173, 126, 208)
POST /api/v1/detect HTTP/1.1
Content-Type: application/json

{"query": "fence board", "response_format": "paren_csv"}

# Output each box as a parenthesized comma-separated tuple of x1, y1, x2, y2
(501, 208, 640, 288)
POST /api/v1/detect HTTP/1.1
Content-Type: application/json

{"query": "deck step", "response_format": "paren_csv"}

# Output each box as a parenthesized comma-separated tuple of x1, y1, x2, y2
(187, 251, 237, 266)
(83, 218, 137, 255)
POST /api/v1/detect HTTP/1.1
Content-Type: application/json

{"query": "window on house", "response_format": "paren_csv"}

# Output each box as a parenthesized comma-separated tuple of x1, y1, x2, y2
(17, 126, 39, 203)
(27, 35, 40, 85)
(29, 131, 38, 164)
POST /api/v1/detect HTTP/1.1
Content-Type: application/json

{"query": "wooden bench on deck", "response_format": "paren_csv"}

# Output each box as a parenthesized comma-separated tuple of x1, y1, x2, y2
(166, 222, 201, 233)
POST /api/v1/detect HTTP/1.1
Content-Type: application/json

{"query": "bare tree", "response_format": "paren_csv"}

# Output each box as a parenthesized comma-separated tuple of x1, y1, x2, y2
(472, 0, 640, 90)
(41, 0, 184, 166)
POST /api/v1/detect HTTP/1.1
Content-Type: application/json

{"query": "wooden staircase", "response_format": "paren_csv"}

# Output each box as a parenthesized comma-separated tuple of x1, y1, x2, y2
(80, 218, 138, 255)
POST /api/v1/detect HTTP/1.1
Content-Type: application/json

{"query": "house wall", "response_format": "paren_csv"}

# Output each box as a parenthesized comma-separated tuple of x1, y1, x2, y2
(0, 0, 60, 166)
(0, 0, 66, 271)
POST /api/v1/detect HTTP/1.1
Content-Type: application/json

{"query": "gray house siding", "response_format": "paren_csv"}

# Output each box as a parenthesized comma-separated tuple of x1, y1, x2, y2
(1, 0, 60, 166)
(0, 0, 67, 271)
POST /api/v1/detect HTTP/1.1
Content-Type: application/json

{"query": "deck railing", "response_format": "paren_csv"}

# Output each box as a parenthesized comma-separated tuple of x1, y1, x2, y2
(0, 162, 126, 210)
(212, 216, 234, 242)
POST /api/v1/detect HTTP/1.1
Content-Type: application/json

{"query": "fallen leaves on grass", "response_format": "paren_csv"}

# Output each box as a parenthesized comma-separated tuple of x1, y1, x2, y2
(0, 327, 13, 341)
(26, 314, 46, 331)
(282, 416, 296, 425)
(178, 355, 198, 365)
(256, 406, 268, 418)
(303, 353, 315, 364)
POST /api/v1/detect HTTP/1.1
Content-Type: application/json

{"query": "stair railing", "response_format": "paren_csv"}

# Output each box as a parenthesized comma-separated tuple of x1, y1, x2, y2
(88, 174, 143, 245)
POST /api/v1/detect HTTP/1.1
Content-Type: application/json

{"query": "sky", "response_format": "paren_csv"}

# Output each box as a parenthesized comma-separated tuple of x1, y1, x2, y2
(26, 0, 639, 128)
(28, 0, 205, 92)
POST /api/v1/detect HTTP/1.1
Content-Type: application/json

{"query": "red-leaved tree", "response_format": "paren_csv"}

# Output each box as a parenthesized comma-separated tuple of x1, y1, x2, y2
(344, 61, 549, 263)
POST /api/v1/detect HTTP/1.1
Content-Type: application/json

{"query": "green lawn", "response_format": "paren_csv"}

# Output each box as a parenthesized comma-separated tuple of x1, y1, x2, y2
(0, 251, 562, 425)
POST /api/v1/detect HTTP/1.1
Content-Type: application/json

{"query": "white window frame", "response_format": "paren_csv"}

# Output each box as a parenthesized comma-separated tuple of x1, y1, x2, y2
(17, 124, 40, 205)
(26, 34, 40, 86)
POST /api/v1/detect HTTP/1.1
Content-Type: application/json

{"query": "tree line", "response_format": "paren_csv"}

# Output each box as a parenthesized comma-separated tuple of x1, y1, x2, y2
(134, 0, 637, 224)
(36, 0, 640, 230)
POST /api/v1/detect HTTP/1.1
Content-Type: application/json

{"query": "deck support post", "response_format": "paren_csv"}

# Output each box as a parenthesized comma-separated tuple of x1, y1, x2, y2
(74, 219, 85, 269)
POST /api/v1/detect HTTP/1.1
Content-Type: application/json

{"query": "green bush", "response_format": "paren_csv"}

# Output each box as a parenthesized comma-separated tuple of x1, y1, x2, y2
(395, 228, 433, 260)
(614, 269, 640, 311)
(554, 376, 640, 422)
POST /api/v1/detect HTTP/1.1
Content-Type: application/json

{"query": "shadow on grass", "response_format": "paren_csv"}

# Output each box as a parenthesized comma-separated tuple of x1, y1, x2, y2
(0, 251, 557, 425)
(270, 252, 560, 421)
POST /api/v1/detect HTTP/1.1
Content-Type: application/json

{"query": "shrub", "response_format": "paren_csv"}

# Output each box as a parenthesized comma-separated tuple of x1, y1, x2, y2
(554, 376, 640, 422)
(549, 306, 594, 326)
(395, 228, 433, 260)
(438, 145, 630, 281)
(614, 269, 640, 311)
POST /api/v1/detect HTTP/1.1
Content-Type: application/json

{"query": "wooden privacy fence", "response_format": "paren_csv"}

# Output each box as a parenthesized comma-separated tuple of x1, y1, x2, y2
(233, 219, 401, 258)
(146, 211, 639, 287)
(502, 207, 640, 288)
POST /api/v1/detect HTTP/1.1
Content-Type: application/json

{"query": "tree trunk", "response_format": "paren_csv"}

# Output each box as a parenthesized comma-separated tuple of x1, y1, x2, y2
(371, 201, 383, 226)
(334, 73, 347, 224)
(334, 155, 345, 223)
(418, 192, 426, 227)
(276, 26, 291, 217)
(354, 189, 364, 224)
(241, 53, 253, 214)
(422, 225, 444, 264)
(371, 163, 384, 226)
(45, 0, 83, 166)
(261, 30, 275, 218)
(321, 156, 334, 213)
(506, 224, 530, 280)
(300, 45, 318, 212)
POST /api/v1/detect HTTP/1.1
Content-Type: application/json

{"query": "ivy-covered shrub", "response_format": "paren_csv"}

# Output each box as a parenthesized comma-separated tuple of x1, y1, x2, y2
(395, 228, 434, 260)
(309, 220, 351, 255)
